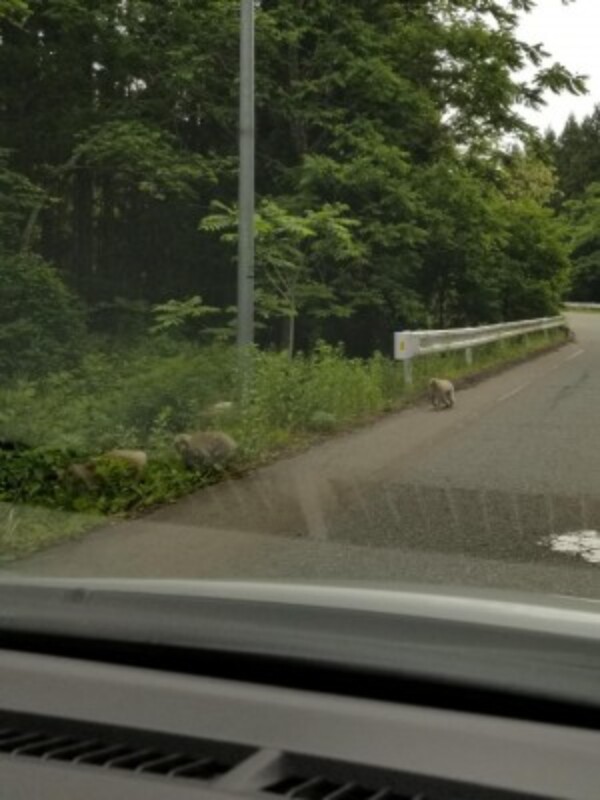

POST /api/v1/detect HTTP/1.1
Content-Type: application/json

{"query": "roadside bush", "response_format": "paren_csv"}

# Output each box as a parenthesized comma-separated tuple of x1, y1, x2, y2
(0, 445, 217, 515)
(79, 458, 213, 515)
(0, 341, 238, 452)
(0, 252, 87, 381)
(226, 343, 392, 457)
(0, 447, 79, 505)
(307, 411, 337, 432)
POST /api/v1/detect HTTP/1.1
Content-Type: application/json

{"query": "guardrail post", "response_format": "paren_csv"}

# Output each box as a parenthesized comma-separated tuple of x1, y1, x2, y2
(394, 332, 419, 387)
(465, 347, 473, 366)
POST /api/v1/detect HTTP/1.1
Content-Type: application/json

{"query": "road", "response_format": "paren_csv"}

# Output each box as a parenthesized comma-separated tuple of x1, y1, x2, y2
(10, 313, 600, 598)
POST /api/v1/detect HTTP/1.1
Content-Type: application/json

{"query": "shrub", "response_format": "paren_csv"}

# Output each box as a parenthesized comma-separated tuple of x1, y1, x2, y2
(0, 443, 216, 515)
(0, 447, 79, 505)
(0, 252, 87, 381)
(0, 341, 238, 452)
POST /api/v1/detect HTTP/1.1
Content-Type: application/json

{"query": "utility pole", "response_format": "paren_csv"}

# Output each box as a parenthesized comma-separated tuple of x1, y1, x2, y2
(237, 0, 255, 347)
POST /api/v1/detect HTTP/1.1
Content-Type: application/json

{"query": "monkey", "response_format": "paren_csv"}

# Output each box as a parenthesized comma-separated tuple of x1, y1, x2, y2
(96, 449, 148, 475)
(62, 462, 98, 491)
(173, 431, 237, 470)
(429, 378, 455, 410)
(61, 449, 147, 491)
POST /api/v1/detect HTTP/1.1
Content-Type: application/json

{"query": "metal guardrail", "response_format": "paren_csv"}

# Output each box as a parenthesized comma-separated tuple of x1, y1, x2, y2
(394, 316, 565, 383)
(565, 302, 600, 310)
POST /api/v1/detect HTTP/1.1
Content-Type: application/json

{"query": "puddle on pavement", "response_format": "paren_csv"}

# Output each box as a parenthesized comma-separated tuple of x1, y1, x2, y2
(542, 531, 600, 564)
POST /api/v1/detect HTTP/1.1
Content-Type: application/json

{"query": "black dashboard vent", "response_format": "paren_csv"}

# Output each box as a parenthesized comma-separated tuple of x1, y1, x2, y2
(0, 715, 251, 782)
(260, 753, 530, 800)
(0, 714, 537, 800)
(265, 776, 419, 800)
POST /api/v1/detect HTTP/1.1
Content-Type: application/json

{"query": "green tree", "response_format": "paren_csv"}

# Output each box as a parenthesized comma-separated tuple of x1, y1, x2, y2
(0, 0, 238, 301)
(0, 0, 586, 355)
(0, 253, 87, 381)
(554, 107, 600, 200)
(0, 148, 46, 253)
(563, 183, 600, 301)
(202, 198, 364, 354)
(495, 198, 570, 318)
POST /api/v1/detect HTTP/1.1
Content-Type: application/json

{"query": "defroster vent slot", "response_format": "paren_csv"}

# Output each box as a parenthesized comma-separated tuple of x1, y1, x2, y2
(0, 711, 253, 783)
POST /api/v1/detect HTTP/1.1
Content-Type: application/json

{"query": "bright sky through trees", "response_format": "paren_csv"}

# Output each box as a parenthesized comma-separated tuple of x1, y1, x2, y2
(517, 0, 600, 132)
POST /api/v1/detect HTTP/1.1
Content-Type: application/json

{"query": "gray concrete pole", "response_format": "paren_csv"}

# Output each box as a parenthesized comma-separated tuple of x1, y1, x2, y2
(237, 0, 255, 347)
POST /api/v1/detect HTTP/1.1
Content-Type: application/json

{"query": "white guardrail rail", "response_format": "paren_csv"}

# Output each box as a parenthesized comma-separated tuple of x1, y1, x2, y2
(565, 302, 600, 310)
(394, 315, 565, 383)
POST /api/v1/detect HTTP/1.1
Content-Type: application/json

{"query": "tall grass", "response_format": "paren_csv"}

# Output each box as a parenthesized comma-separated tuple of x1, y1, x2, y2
(0, 339, 238, 452)
(0, 503, 101, 563)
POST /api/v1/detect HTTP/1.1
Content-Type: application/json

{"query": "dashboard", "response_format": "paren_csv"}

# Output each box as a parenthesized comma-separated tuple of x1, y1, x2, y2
(0, 579, 599, 799)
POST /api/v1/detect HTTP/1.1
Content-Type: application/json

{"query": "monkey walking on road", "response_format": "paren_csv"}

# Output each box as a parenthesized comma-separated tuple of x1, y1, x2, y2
(429, 378, 455, 410)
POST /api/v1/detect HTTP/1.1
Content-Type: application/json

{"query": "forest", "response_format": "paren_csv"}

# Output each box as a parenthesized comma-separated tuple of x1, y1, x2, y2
(1, 0, 597, 361)
(0, 0, 596, 536)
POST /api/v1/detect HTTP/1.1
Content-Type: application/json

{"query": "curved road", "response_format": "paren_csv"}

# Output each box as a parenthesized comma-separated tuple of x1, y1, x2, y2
(12, 313, 600, 598)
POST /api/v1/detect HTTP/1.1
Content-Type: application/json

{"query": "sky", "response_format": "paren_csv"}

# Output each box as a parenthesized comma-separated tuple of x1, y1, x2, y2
(516, 0, 600, 133)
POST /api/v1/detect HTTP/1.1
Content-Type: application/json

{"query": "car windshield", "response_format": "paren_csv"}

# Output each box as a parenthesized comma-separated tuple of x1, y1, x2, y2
(0, 0, 599, 600)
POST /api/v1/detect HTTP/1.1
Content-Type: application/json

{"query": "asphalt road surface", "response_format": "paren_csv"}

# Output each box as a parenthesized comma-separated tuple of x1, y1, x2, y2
(10, 313, 600, 598)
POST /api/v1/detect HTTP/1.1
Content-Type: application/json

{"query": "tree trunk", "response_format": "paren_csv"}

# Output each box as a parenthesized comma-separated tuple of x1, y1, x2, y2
(288, 311, 296, 358)
(98, 175, 115, 299)
(288, 41, 307, 157)
(437, 280, 446, 328)
(72, 169, 94, 294)
(280, 311, 296, 357)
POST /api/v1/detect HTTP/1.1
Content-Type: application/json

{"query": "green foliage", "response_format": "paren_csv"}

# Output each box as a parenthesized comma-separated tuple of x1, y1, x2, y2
(202, 199, 364, 353)
(0, 0, 585, 353)
(563, 183, 600, 301)
(554, 107, 600, 200)
(501, 149, 558, 206)
(73, 121, 217, 201)
(0, 341, 238, 452)
(494, 199, 570, 318)
(0, 444, 212, 515)
(0, 149, 46, 253)
(90, 297, 152, 339)
(0, 0, 28, 26)
(73, 458, 211, 516)
(307, 410, 337, 432)
(0, 447, 77, 504)
(0, 252, 87, 381)
(409, 152, 570, 327)
(552, 106, 600, 302)
(226, 343, 387, 456)
(0, 502, 99, 564)
(151, 295, 221, 337)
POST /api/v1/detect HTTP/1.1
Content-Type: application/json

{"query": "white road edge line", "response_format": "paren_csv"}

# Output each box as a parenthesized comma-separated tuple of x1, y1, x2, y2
(497, 383, 529, 404)
(564, 348, 585, 362)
